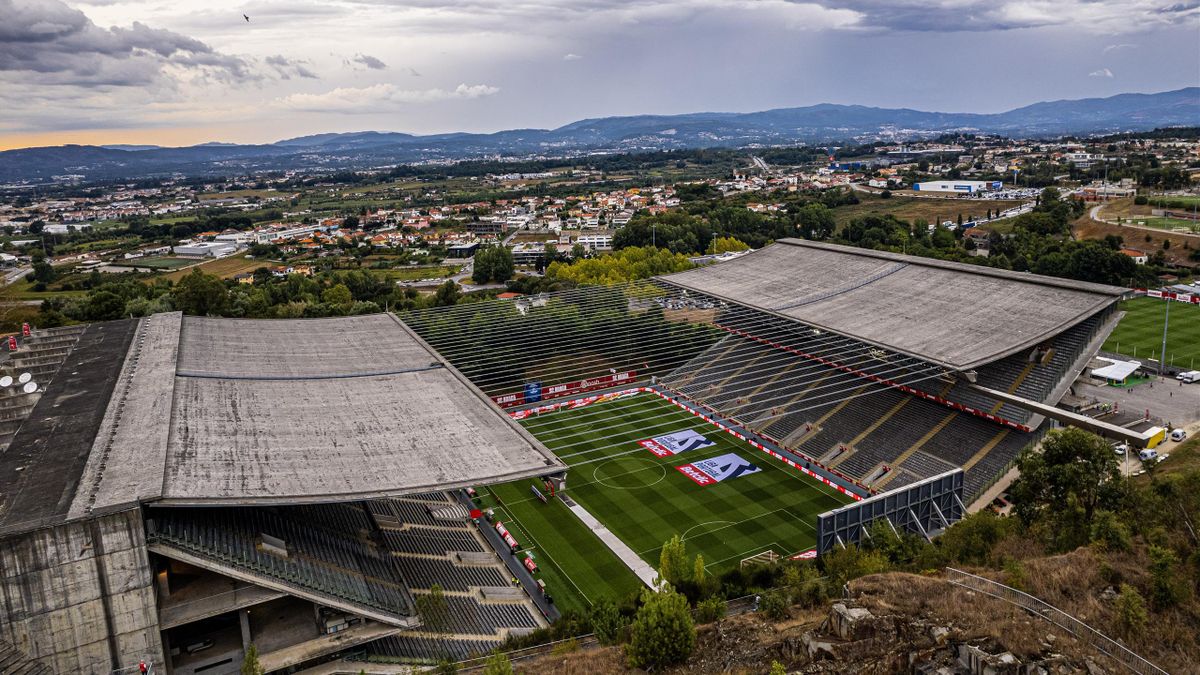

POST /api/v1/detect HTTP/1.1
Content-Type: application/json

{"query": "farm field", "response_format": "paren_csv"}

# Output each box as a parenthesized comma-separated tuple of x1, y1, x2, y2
(480, 391, 850, 610)
(834, 192, 1025, 228)
(161, 255, 275, 282)
(1103, 296, 1200, 371)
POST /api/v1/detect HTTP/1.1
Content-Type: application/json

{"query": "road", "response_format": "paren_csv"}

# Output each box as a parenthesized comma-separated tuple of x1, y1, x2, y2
(3, 266, 30, 286)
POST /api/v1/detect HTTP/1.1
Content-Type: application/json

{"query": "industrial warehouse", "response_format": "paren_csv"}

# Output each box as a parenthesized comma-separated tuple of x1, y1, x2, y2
(0, 240, 1146, 674)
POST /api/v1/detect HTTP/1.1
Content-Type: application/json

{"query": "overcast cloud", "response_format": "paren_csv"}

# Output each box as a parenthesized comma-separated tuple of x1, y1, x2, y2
(0, 0, 1196, 148)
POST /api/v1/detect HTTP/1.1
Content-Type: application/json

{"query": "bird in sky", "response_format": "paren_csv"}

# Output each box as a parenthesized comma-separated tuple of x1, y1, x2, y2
(243, 13, 250, 22)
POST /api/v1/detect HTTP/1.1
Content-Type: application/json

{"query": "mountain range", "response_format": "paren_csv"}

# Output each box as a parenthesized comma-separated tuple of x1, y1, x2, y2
(2, 88, 1196, 185)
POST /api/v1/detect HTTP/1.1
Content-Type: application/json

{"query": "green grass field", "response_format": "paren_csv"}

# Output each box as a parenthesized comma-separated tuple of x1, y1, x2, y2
(490, 391, 849, 609)
(473, 484, 642, 616)
(1104, 296, 1200, 371)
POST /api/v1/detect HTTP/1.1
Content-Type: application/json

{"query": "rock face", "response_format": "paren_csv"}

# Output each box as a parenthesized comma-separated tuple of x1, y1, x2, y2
(778, 602, 1095, 675)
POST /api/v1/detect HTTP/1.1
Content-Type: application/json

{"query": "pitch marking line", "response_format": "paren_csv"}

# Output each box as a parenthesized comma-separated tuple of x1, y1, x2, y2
(592, 458, 667, 490)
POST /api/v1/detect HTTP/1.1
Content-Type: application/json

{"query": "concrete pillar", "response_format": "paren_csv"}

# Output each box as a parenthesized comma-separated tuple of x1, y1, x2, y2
(239, 610, 251, 651)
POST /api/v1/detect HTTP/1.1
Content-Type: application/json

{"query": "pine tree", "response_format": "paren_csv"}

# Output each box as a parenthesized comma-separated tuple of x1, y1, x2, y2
(240, 644, 264, 675)
(658, 534, 688, 586)
(626, 587, 696, 669)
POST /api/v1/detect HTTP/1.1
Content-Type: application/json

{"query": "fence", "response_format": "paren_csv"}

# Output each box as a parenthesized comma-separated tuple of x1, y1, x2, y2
(944, 568, 1167, 675)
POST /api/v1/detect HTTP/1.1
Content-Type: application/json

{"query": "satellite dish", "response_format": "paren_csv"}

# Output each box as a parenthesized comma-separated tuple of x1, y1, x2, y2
(22, 382, 36, 394)
(0, 376, 12, 388)
(17, 373, 31, 384)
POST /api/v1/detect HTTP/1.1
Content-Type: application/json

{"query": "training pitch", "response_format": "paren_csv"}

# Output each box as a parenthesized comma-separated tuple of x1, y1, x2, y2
(1103, 297, 1200, 370)
(494, 391, 851, 603)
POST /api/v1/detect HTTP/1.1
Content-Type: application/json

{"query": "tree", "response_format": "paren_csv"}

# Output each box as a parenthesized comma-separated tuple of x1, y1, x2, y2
(626, 587, 696, 669)
(31, 255, 55, 284)
(417, 584, 450, 633)
(547, 246, 694, 285)
(322, 283, 353, 308)
(693, 554, 706, 584)
(172, 269, 229, 316)
(793, 203, 836, 240)
(1148, 545, 1189, 609)
(482, 650, 513, 675)
(432, 280, 460, 307)
(241, 644, 264, 675)
(473, 246, 515, 284)
(706, 236, 750, 255)
(1009, 428, 1123, 545)
(1115, 584, 1148, 639)
(658, 534, 688, 586)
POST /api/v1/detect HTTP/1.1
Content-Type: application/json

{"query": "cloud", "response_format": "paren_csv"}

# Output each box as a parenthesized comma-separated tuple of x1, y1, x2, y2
(264, 55, 318, 79)
(352, 53, 388, 70)
(1103, 43, 1137, 53)
(277, 82, 500, 112)
(811, 0, 1200, 33)
(407, 67, 422, 77)
(563, 53, 582, 61)
(0, 0, 251, 86)
(1089, 67, 1114, 78)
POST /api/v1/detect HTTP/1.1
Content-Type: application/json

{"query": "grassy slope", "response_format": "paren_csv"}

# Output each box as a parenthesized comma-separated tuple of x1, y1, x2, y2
(521, 393, 850, 572)
(1103, 296, 1200, 369)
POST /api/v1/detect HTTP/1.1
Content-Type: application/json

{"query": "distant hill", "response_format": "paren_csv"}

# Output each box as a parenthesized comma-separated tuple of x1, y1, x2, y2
(2, 88, 1196, 184)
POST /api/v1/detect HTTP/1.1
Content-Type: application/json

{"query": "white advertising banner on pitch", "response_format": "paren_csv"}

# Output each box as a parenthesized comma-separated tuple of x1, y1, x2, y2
(639, 429, 716, 457)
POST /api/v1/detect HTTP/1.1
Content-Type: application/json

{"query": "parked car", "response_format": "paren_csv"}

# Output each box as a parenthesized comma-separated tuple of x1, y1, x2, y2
(1170, 429, 1188, 442)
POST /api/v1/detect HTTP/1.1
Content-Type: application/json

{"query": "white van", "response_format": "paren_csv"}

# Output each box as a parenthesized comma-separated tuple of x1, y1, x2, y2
(1176, 371, 1200, 383)
(1170, 429, 1188, 442)
(1139, 449, 1159, 462)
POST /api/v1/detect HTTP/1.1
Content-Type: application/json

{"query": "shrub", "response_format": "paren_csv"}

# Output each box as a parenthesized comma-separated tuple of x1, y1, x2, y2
(695, 596, 727, 623)
(482, 650, 513, 675)
(759, 590, 790, 621)
(1134, 195, 1149, 205)
(1115, 584, 1148, 639)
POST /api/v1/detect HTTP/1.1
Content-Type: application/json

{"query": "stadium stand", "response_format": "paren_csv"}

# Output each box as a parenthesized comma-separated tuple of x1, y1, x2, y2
(365, 635, 502, 662)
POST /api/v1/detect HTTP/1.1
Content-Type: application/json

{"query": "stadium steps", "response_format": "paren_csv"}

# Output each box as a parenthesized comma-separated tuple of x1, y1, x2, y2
(146, 506, 414, 619)
(868, 410, 958, 487)
(364, 635, 502, 662)
(921, 415, 1006, 468)
(381, 527, 485, 556)
(788, 383, 870, 453)
(960, 428, 1012, 471)
(749, 372, 834, 436)
(963, 430, 1034, 500)
(706, 346, 796, 410)
(768, 370, 866, 443)
(837, 396, 949, 481)
(662, 336, 736, 388)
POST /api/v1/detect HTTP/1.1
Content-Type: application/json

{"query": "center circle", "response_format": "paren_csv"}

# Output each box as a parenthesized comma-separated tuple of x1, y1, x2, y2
(592, 457, 667, 490)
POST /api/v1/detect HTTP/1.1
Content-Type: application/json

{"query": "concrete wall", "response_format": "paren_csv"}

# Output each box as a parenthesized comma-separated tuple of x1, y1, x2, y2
(0, 510, 163, 674)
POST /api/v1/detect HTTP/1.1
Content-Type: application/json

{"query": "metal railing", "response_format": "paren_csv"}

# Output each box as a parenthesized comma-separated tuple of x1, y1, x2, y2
(944, 568, 1168, 675)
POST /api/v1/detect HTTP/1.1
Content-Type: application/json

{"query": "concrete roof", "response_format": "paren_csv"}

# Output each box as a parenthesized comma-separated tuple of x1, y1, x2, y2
(660, 239, 1127, 371)
(4, 312, 564, 525)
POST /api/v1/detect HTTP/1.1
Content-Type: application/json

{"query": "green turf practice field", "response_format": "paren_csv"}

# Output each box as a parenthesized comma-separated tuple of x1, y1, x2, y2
(485, 391, 851, 610)
(1103, 296, 1200, 371)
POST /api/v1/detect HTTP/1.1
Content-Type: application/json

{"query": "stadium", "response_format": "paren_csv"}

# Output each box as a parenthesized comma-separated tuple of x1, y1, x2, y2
(0, 239, 1141, 674)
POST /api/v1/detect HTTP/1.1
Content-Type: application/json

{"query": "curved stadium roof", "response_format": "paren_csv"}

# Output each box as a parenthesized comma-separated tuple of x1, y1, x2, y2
(0, 312, 563, 535)
(659, 239, 1128, 371)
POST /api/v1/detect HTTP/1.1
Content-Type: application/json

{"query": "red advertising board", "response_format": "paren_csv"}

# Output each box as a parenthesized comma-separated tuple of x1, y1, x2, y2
(491, 371, 636, 408)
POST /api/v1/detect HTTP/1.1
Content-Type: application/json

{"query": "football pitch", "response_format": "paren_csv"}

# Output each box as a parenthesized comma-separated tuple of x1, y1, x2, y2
(1103, 297, 1200, 371)
(480, 391, 851, 611)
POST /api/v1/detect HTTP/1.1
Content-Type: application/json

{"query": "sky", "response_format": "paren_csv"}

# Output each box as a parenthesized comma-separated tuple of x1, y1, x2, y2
(0, 0, 1197, 150)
